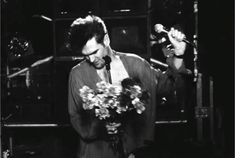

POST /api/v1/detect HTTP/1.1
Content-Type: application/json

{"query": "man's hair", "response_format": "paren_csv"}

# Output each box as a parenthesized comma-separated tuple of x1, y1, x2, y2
(68, 15, 107, 54)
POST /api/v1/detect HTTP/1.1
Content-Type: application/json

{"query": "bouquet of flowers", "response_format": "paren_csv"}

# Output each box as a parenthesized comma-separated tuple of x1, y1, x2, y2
(79, 78, 149, 151)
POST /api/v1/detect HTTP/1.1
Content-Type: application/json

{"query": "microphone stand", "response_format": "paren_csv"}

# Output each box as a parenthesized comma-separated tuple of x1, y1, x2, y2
(193, 0, 199, 83)
(193, 0, 214, 143)
(7, 56, 53, 79)
(192, 0, 203, 142)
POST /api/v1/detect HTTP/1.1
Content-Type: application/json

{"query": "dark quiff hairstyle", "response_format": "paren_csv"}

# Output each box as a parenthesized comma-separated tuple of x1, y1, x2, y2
(68, 15, 107, 55)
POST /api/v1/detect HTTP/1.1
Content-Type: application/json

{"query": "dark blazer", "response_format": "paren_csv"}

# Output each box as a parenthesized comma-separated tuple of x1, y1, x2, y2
(68, 51, 186, 158)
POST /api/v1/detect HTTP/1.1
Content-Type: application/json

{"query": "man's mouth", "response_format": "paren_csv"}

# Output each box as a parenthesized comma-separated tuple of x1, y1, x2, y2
(92, 58, 105, 69)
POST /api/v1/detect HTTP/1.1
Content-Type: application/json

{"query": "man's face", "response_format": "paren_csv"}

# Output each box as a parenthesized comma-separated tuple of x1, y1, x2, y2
(82, 37, 107, 69)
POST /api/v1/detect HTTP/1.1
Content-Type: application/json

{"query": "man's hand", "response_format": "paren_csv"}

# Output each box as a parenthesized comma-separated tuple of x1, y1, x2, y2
(128, 153, 135, 158)
(167, 28, 186, 56)
(105, 122, 121, 134)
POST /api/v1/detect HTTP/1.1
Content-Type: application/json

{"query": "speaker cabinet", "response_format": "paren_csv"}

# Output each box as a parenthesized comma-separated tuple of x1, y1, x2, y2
(104, 16, 149, 58)
(54, 19, 75, 57)
(100, 0, 147, 16)
(53, 16, 150, 58)
(53, 0, 99, 17)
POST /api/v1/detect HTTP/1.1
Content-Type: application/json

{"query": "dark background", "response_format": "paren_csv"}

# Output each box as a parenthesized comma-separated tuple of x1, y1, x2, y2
(1, 0, 233, 157)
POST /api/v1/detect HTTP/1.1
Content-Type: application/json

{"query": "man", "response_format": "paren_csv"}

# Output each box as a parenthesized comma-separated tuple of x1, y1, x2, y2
(68, 15, 187, 158)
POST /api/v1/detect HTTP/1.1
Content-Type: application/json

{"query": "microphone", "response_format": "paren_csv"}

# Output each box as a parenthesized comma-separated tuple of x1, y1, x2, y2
(154, 24, 193, 45)
(150, 58, 168, 68)
(154, 24, 169, 34)
(103, 56, 111, 71)
(102, 56, 112, 84)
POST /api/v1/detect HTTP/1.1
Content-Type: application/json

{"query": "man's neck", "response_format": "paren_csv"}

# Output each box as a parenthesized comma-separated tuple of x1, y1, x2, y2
(105, 46, 118, 62)
(96, 67, 110, 83)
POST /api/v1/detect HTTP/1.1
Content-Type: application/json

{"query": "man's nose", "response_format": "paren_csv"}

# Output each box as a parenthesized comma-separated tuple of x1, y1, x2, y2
(87, 54, 95, 62)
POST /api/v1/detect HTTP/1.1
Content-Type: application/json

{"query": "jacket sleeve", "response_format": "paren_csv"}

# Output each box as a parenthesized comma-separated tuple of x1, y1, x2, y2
(129, 56, 175, 94)
(117, 54, 188, 155)
(68, 69, 105, 141)
(156, 56, 188, 95)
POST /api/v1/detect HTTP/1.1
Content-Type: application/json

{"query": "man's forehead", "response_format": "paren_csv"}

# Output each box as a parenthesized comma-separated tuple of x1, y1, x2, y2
(82, 37, 100, 55)
(85, 37, 98, 48)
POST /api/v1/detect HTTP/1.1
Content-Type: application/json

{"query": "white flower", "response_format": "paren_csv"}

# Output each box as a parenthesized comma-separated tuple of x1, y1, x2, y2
(96, 81, 110, 93)
(116, 105, 128, 114)
(131, 97, 140, 105)
(130, 85, 142, 98)
(133, 101, 145, 114)
(79, 80, 147, 122)
(108, 85, 122, 96)
(95, 107, 110, 120)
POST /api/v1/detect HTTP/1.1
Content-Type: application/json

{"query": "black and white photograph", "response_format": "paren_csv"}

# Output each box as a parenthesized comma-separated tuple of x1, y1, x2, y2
(1, 0, 233, 158)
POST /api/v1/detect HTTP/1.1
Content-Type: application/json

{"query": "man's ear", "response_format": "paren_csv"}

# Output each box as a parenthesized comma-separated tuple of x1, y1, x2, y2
(103, 33, 110, 47)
